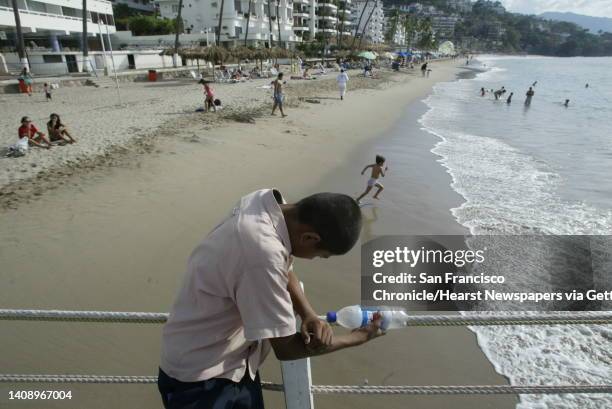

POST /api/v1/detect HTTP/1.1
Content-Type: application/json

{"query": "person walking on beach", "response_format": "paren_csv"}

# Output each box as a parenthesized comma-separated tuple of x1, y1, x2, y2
(199, 80, 216, 113)
(19, 68, 33, 96)
(271, 73, 287, 117)
(480, 87, 486, 97)
(43, 83, 52, 101)
(158, 189, 384, 409)
(421, 62, 428, 76)
(506, 92, 513, 104)
(19, 116, 52, 149)
(356, 155, 388, 202)
(47, 114, 76, 144)
(525, 87, 535, 106)
(337, 68, 349, 100)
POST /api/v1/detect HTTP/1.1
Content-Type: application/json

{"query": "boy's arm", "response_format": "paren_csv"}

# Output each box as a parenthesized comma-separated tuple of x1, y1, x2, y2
(269, 317, 384, 361)
(28, 136, 43, 147)
(361, 164, 372, 175)
(287, 271, 333, 347)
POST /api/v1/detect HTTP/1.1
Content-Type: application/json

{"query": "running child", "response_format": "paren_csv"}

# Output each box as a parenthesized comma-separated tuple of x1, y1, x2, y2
(356, 155, 388, 202)
(43, 83, 52, 101)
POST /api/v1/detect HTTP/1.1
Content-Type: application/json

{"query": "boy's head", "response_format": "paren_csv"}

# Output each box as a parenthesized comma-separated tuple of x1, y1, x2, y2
(375, 155, 385, 165)
(44, 82, 48, 86)
(278, 73, 283, 80)
(288, 193, 362, 259)
(21, 116, 31, 124)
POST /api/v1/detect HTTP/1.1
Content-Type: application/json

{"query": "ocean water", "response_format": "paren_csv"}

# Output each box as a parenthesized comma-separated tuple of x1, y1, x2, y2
(419, 56, 612, 408)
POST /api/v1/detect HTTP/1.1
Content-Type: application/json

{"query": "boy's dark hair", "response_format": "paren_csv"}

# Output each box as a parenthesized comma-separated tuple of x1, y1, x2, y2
(21, 116, 30, 123)
(278, 72, 284, 79)
(295, 193, 362, 255)
(375, 155, 385, 165)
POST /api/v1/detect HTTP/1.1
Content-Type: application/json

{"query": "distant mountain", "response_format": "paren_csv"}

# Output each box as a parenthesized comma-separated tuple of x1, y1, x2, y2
(539, 12, 612, 34)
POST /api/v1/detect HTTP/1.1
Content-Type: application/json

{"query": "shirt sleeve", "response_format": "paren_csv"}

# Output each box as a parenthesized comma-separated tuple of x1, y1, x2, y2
(235, 263, 296, 341)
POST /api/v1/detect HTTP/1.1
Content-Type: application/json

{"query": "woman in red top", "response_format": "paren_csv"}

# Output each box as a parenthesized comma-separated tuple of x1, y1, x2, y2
(19, 116, 52, 149)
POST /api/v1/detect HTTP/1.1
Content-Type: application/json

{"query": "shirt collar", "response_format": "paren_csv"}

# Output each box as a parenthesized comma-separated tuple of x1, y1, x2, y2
(262, 189, 292, 255)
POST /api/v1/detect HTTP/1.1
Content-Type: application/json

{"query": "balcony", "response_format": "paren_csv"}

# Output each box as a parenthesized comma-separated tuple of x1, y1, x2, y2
(0, 6, 116, 34)
(293, 11, 309, 17)
(317, 2, 337, 10)
(317, 15, 337, 21)
(293, 26, 309, 31)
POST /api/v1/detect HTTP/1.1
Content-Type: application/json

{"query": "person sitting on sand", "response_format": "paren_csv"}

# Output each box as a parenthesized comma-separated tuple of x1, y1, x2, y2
(19, 116, 52, 149)
(47, 113, 76, 144)
(157, 189, 383, 409)
(356, 155, 388, 202)
(271, 73, 287, 117)
(199, 79, 217, 113)
(506, 92, 514, 104)
(337, 69, 349, 100)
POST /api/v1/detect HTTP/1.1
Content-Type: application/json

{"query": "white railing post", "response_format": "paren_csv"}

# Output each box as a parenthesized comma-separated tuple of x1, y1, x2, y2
(280, 282, 314, 409)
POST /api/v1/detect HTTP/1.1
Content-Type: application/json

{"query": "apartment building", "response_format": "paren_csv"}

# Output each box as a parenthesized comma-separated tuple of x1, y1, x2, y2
(156, 0, 298, 46)
(351, 0, 383, 44)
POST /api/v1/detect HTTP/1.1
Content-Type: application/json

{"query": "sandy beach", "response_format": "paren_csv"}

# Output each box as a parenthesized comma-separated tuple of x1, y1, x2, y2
(0, 60, 517, 409)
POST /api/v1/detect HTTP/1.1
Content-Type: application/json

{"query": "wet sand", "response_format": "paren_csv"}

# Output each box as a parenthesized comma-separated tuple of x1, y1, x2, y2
(0, 61, 517, 409)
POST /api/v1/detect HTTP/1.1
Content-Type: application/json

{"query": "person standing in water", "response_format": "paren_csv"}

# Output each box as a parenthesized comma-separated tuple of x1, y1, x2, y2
(480, 87, 486, 97)
(525, 87, 535, 106)
(564, 99, 570, 107)
(506, 92, 514, 104)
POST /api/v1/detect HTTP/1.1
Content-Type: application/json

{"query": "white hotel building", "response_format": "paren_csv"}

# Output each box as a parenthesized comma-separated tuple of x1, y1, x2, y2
(0, 0, 117, 72)
(351, 0, 383, 44)
(156, 0, 353, 46)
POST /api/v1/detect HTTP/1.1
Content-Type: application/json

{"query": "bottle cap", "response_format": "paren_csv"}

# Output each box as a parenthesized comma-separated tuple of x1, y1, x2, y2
(326, 311, 337, 323)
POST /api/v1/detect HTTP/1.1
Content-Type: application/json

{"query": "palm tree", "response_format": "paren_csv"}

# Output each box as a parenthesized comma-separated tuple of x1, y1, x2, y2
(82, 0, 89, 71)
(276, 0, 282, 47)
(385, 9, 400, 44)
(404, 14, 416, 50)
(216, 0, 225, 46)
(244, 0, 253, 46)
(358, 0, 378, 49)
(10, 0, 27, 69)
(351, 0, 370, 49)
(337, 0, 347, 47)
(173, 0, 184, 66)
(266, 0, 274, 47)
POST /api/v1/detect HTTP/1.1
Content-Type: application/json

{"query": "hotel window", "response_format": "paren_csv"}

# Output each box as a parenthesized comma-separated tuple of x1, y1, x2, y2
(172, 4, 179, 12)
(43, 55, 63, 63)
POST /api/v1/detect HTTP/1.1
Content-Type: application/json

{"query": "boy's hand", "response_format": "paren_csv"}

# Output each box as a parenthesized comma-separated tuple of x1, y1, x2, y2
(350, 312, 385, 345)
(301, 316, 333, 350)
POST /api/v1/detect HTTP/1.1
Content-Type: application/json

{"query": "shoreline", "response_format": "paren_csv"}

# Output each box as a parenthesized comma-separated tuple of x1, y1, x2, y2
(0, 60, 516, 409)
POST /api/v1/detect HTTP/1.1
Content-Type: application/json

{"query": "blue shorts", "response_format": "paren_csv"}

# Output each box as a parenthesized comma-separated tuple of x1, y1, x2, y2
(157, 368, 265, 409)
(274, 94, 284, 104)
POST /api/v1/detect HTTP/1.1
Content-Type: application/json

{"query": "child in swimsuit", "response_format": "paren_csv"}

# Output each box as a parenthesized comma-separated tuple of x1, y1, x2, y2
(356, 155, 388, 203)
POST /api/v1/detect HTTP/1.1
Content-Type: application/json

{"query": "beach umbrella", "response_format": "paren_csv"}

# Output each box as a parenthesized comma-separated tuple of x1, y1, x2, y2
(357, 51, 376, 60)
(382, 52, 396, 59)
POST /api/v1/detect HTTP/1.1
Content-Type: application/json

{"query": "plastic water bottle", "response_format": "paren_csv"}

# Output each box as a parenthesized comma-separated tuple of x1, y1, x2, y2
(325, 305, 409, 330)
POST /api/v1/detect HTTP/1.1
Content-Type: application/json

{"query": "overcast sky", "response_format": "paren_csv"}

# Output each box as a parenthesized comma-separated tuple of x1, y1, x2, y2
(498, 0, 612, 18)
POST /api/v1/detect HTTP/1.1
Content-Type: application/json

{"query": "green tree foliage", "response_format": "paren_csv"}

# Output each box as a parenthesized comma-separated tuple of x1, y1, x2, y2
(128, 16, 177, 36)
